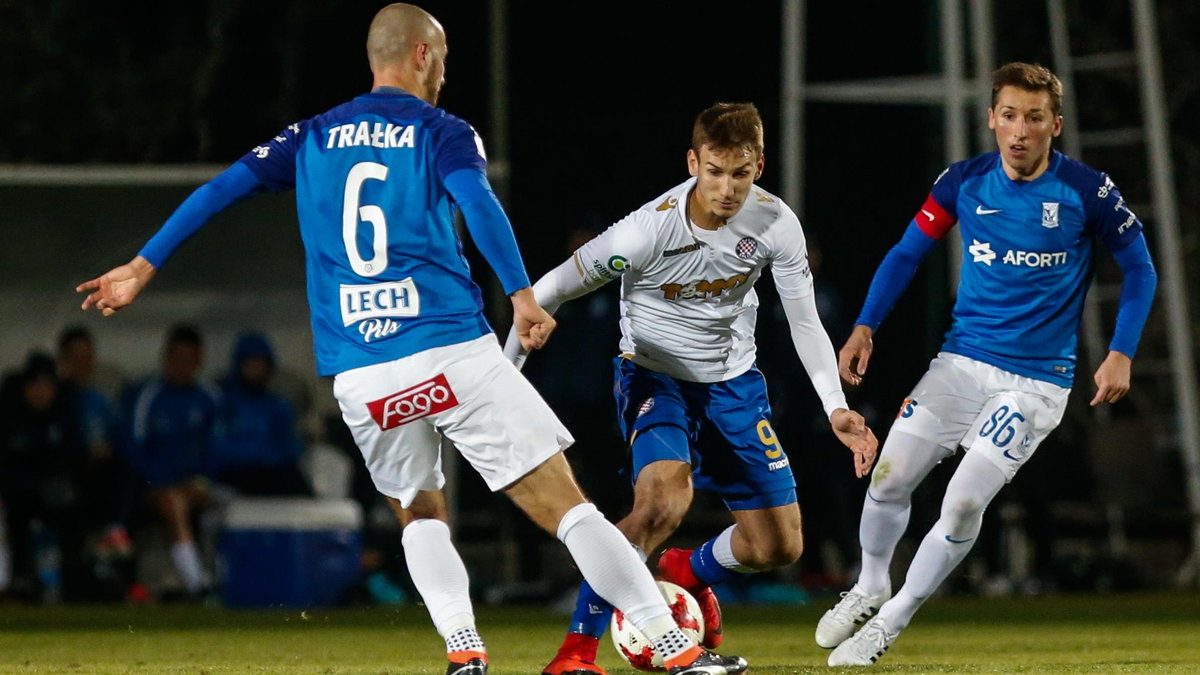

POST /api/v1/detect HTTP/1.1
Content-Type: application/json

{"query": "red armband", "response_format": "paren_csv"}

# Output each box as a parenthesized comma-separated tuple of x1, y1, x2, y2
(913, 194, 955, 239)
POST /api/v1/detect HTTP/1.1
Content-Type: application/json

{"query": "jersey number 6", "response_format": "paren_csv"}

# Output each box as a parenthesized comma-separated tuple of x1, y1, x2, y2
(343, 161, 389, 277)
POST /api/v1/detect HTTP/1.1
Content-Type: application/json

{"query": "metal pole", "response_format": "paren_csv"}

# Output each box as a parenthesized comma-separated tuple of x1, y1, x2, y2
(1048, 0, 1111, 423)
(1131, 0, 1200, 587)
(780, 0, 804, 215)
(941, 0, 967, 293)
(969, 0, 995, 154)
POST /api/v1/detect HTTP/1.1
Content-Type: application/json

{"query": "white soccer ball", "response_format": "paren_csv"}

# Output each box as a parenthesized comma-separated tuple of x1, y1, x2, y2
(610, 580, 706, 672)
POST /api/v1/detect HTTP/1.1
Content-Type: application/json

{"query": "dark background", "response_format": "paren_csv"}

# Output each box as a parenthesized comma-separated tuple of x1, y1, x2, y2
(2, 0, 1198, 591)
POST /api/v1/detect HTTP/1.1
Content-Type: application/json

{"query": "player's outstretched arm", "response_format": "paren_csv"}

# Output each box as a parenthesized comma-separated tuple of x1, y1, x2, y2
(839, 325, 874, 386)
(76, 256, 157, 317)
(75, 163, 266, 317)
(510, 287, 557, 352)
(501, 245, 621, 368)
(845, 223, 939, 384)
(830, 408, 879, 478)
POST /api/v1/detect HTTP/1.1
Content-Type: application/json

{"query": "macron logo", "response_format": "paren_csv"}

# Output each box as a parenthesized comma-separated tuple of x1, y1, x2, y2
(969, 239, 996, 266)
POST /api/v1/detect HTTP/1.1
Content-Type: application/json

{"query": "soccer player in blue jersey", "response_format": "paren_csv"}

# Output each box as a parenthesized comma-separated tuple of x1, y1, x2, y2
(76, 5, 746, 675)
(817, 62, 1158, 666)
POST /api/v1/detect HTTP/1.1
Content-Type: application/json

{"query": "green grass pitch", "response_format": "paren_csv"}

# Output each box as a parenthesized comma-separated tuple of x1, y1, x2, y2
(0, 592, 1197, 673)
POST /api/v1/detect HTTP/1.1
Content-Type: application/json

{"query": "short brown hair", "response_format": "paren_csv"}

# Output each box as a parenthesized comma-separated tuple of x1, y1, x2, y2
(692, 102, 764, 157)
(991, 62, 1063, 115)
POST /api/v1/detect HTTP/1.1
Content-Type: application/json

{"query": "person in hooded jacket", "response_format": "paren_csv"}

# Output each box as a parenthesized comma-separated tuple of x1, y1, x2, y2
(212, 332, 312, 497)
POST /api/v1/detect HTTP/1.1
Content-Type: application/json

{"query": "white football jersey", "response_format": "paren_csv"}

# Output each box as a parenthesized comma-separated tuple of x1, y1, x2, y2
(572, 177, 813, 383)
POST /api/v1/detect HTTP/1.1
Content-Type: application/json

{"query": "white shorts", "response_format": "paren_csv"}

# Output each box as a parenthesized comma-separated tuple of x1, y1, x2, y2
(889, 352, 1070, 481)
(332, 334, 573, 508)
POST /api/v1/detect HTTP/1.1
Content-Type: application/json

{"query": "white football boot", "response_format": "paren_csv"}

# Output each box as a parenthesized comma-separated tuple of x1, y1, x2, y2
(827, 616, 900, 666)
(814, 583, 891, 648)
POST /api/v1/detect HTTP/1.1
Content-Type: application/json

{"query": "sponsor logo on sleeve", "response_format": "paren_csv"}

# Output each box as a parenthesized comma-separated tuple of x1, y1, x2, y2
(367, 374, 459, 429)
(607, 255, 629, 272)
(340, 279, 419, 343)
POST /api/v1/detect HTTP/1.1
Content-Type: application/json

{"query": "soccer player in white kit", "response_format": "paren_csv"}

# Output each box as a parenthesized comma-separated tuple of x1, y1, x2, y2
(506, 103, 878, 675)
(75, 5, 749, 674)
(817, 63, 1158, 666)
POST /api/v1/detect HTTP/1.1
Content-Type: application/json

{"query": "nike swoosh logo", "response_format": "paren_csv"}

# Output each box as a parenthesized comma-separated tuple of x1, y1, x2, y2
(945, 535, 975, 544)
(921, 209, 935, 221)
(976, 206, 1002, 215)
(587, 604, 605, 615)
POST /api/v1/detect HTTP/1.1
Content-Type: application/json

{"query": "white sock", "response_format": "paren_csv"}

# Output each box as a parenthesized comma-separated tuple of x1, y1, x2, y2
(859, 497, 908, 596)
(556, 503, 678, 643)
(402, 519, 478, 641)
(878, 450, 1007, 631)
(857, 432, 948, 596)
(712, 525, 755, 573)
(169, 541, 205, 594)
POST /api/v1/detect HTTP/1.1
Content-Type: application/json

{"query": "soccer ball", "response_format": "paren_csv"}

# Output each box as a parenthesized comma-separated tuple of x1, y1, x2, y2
(611, 580, 706, 671)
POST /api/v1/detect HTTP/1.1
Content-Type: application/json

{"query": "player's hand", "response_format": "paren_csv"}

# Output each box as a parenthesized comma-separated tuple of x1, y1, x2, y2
(839, 325, 874, 386)
(510, 287, 557, 351)
(831, 408, 878, 478)
(1090, 350, 1132, 406)
(76, 256, 156, 316)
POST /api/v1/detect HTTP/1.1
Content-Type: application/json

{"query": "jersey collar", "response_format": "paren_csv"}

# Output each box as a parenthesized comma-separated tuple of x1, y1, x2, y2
(364, 86, 419, 99)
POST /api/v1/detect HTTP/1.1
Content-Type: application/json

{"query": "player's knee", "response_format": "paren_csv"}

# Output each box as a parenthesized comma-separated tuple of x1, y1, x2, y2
(941, 494, 985, 531)
(629, 490, 690, 539)
(867, 461, 917, 504)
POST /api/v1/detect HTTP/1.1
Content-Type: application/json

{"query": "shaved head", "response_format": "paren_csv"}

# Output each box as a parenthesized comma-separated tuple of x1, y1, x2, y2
(367, 3, 445, 72)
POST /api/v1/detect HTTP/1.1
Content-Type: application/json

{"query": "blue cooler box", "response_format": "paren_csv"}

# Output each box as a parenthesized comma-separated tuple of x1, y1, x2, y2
(219, 498, 362, 608)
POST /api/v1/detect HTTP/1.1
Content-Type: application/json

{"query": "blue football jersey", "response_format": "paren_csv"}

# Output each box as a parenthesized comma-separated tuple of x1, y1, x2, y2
(238, 89, 493, 376)
(913, 150, 1143, 386)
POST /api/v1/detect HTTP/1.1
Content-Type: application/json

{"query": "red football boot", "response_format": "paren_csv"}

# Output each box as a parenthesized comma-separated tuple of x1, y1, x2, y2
(657, 548, 724, 649)
(541, 633, 607, 675)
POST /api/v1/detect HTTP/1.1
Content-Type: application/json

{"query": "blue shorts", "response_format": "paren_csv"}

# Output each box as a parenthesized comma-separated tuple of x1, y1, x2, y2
(613, 358, 797, 511)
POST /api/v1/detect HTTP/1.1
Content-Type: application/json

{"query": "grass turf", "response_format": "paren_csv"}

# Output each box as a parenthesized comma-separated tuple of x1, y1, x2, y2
(0, 592, 1197, 674)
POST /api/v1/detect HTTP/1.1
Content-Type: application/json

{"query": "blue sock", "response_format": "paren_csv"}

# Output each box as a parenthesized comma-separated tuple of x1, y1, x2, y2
(690, 537, 743, 587)
(569, 581, 613, 638)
